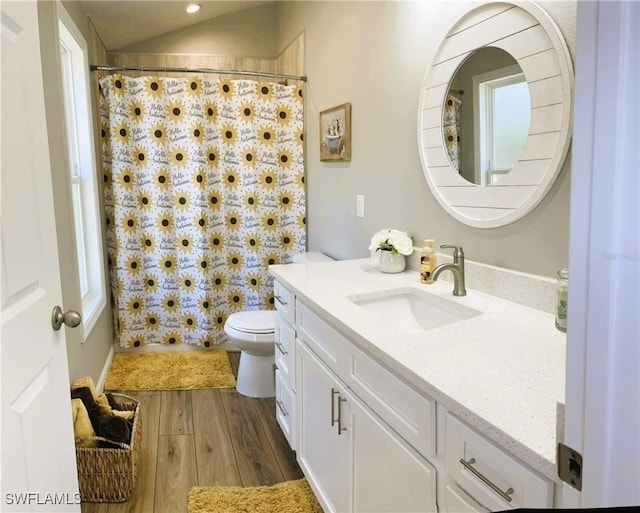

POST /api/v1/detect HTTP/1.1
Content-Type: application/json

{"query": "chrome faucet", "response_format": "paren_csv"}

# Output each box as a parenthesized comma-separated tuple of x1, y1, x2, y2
(432, 245, 467, 296)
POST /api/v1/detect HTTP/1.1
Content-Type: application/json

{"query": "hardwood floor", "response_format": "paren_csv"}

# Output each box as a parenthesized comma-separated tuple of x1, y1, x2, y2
(81, 352, 303, 513)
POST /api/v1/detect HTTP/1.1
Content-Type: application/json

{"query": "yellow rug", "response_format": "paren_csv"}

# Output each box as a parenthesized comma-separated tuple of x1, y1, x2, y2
(188, 479, 322, 513)
(104, 351, 236, 391)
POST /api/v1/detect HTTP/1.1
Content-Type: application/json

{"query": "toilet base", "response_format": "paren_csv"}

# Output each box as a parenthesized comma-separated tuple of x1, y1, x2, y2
(236, 352, 275, 398)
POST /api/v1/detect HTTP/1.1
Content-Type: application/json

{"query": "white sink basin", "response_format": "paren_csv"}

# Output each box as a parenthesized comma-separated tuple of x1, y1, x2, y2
(348, 287, 481, 332)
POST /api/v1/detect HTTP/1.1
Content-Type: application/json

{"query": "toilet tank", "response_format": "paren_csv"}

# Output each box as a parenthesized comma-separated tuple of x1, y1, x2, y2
(291, 252, 334, 264)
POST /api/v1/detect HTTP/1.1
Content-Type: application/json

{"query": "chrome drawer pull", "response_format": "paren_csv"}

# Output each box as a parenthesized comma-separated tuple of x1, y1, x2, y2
(275, 341, 288, 355)
(460, 457, 514, 503)
(338, 396, 348, 435)
(330, 388, 340, 426)
(275, 294, 287, 306)
(276, 399, 289, 417)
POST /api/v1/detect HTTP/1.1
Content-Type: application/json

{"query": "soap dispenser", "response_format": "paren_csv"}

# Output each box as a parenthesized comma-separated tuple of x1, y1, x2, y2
(420, 239, 436, 284)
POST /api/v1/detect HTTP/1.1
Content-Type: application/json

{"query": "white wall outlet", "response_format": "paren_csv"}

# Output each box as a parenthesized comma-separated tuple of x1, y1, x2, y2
(356, 195, 365, 218)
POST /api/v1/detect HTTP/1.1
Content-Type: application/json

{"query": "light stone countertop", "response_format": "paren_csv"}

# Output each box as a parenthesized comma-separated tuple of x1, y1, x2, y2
(269, 258, 566, 481)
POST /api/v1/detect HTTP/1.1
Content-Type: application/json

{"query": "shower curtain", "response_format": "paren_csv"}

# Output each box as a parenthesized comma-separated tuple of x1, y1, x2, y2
(443, 93, 462, 173)
(100, 75, 306, 348)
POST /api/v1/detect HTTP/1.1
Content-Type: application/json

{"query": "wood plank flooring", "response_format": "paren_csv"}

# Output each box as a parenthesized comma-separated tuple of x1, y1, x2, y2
(81, 352, 303, 513)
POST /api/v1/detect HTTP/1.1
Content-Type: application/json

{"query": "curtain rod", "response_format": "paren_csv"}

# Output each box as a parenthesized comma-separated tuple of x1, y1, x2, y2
(89, 64, 307, 82)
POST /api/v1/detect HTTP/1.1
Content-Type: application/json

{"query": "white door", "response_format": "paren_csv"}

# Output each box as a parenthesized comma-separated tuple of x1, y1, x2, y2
(1, 1, 80, 511)
(565, 0, 640, 507)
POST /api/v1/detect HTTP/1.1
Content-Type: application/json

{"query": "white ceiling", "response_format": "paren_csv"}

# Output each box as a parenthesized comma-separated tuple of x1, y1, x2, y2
(80, 0, 272, 51)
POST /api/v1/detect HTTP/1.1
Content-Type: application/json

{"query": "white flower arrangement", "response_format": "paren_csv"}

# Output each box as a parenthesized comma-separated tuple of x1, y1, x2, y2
(368, 229, 414, 256)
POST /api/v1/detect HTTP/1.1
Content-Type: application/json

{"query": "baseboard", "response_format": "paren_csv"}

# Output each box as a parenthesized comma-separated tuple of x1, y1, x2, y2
(96, 344, 115, 393)
(114, 340, 240, 353)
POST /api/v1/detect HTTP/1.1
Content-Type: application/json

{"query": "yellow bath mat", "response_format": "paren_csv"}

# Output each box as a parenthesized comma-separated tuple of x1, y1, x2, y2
(104, 351, 236, 391)
(188, 479, 322, 513)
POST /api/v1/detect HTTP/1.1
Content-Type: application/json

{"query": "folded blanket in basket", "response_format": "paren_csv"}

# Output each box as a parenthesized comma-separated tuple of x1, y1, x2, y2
(96, 393, 134, 421)
(71, 376, 134, 420)
(71, 386, 133, 447)
(71, 399, 98, 448)
(98, 415, 131, 446)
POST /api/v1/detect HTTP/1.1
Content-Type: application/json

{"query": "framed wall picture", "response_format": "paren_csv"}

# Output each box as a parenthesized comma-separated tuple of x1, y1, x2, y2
(320, 103, 351, 161)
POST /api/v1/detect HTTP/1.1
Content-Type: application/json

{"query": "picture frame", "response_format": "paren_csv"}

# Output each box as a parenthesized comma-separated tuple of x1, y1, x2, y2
(320, 103, 351, 161)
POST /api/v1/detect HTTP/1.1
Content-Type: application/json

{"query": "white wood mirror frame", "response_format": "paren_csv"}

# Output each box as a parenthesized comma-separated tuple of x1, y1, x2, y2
(418, 1, 574, 228)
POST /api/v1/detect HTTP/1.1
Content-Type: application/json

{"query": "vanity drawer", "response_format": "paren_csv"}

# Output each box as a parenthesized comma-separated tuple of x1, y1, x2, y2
(342, 342, 436, 459)
(274, 279, 295, 324)
(443, 484, 489, 513)
(275, 314, 296, 390)
(275, 369, 296, 450)
(445, 413, 553, 510)
(295, 300, 344, 374)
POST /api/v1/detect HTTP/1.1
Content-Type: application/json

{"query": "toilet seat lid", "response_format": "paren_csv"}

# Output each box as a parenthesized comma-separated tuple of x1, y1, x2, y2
(226, 310, 276, 334)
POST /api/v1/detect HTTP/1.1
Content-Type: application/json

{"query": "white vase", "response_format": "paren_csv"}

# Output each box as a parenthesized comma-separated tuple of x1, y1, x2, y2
(378, 250, 406, 273)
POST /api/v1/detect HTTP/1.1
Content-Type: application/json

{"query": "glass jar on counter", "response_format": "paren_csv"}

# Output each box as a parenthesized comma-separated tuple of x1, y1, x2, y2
(555, 268, 568, 332)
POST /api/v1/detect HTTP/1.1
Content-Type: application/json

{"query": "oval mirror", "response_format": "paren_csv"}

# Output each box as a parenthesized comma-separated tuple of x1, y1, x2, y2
(444, 47, 531, 186)
(418, 2, 574, 229)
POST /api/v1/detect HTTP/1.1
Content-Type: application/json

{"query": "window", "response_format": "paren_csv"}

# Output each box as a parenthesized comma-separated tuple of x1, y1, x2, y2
(474, 64, 531, 185)
(58, 6, 106, 339)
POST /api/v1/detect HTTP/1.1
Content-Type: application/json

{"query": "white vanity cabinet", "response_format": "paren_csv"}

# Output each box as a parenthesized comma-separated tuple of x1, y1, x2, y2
(443, 413, 553, 511)
(295, 301, 438, 513)
(272, 268, 560, 513)
(273, 279, 296, 449)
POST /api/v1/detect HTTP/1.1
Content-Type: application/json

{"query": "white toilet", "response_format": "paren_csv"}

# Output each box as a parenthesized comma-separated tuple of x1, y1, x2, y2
(224, 251, 334, 398)
(224, 310, 277, 398)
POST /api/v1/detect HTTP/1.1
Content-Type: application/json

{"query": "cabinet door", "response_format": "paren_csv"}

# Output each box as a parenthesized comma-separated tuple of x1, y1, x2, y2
(443, 484, 490, 513)
(275, 369, 296, 450)
(344, 388, 438, 513)
(275, 313, 296, 389)
(297, 340, 345, 513)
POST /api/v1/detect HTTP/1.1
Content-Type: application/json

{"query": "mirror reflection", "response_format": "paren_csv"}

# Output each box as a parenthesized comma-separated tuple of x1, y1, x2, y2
(443, 47, 531, 185)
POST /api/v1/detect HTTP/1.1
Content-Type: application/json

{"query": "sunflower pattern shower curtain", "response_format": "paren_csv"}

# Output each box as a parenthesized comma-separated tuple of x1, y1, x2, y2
(100, 75, 306, 348)
(443, 93, 462, 173)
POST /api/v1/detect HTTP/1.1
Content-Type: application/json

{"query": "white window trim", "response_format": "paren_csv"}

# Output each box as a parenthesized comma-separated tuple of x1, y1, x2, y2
(58, 3, 106, 341)
(473, 64, 527, 185)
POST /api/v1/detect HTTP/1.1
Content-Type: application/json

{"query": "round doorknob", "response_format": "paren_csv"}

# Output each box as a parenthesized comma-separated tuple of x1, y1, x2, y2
(51, 306, 82, 331)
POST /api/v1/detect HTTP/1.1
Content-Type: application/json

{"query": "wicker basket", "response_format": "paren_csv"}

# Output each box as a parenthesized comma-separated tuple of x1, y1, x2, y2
(75, 393, 142, 502)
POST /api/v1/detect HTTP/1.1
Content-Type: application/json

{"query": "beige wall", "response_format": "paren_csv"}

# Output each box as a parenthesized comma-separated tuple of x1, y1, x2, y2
(38, 1, 113, 384)
(48, 3, 576, 388)
(276, 0, 576, 277)
(118, 3, 277, 57)
(31, 0, 575, 384)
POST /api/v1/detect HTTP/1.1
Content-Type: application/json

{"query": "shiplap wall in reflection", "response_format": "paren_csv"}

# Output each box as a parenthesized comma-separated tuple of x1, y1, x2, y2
(419, 3, 573, 228)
